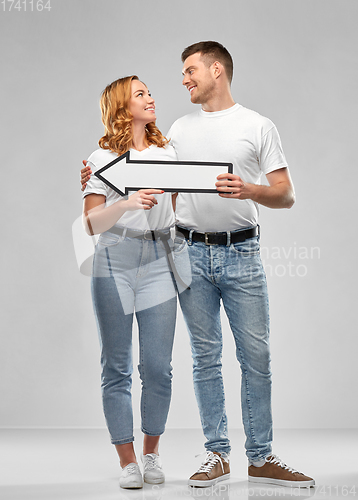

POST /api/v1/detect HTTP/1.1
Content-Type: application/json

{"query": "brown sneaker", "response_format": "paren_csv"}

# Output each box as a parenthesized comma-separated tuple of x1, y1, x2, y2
(188, 451, 230, 487)
(248, 454, 315, 487)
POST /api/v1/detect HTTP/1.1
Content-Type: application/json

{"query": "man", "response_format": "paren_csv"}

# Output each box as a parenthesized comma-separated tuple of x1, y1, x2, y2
(81, 41, 314, 488)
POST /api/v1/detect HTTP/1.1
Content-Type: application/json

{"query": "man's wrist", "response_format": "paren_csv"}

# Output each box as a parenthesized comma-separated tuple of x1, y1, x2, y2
(245, 182, 258, 202)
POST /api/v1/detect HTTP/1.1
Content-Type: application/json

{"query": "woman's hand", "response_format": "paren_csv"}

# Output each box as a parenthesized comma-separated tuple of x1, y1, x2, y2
(83, 189, 164, 236)
(125, 189, 164, 211)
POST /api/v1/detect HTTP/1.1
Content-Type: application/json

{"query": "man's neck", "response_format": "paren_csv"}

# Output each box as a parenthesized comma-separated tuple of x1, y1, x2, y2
(201, 92, 235, 113)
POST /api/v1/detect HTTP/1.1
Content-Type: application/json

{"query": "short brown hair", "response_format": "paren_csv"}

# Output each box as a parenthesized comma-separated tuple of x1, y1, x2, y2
(181, 41, 233, 84)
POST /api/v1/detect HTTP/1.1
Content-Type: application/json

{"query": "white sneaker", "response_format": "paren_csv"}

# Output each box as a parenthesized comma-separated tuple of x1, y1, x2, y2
(141, 453, 165, 484)
(119, 462, 143, 489)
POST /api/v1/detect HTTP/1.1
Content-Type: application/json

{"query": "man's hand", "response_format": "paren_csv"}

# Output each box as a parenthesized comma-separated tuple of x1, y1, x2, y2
(216, 168, 295, 209)
(215, 173, 251, 199)
(81, 160, 92, 191)
(81, 159, 163, 210)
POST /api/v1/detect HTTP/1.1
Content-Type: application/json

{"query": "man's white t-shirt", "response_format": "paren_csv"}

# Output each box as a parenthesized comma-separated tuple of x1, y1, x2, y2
(167, 103, 288, 232)
(82, 145, 176, 231)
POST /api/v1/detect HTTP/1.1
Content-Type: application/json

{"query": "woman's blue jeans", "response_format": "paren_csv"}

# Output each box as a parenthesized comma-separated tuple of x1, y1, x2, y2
(91, 231, 177, 445)
(177, 229, 273, 463)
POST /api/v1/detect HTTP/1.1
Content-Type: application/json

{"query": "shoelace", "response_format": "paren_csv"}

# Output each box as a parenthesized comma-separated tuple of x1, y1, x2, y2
(195, 451, 224, 475)
(143, 454, 161, 471)
(266, 455, 301, 474)
(124, 463, 140, 475)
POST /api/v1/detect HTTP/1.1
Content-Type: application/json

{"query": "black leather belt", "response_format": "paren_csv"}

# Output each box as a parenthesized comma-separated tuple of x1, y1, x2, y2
(176, 225, 259, 245)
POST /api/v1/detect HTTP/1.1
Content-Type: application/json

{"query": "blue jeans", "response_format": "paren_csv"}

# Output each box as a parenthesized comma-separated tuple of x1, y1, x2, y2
(91, 231, 177, 445)
(176, 228, 272, 463)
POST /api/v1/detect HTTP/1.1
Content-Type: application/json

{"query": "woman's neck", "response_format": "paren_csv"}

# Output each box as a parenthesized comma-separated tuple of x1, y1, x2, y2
(131, 122, 148, 152)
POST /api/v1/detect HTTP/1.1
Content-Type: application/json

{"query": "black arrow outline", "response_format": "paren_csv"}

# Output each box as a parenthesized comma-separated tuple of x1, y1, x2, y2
(94, 151, 233, 196)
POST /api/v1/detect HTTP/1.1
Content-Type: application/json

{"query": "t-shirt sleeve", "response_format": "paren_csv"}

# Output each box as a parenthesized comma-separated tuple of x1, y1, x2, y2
(259, 125, 288, 175)
(166, 123, 177, 151)
(82, 160, 107, 199)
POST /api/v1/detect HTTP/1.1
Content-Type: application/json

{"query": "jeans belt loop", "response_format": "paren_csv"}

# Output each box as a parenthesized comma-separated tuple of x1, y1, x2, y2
(188, 229, 194, 246)
(226, 231, 231, 247)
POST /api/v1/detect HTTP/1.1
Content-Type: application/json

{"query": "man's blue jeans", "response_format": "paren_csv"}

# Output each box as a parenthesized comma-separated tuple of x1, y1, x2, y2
(176, 228, 273, 463)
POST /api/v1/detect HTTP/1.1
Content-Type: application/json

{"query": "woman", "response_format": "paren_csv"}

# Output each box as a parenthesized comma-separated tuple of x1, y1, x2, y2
(83, 76, 179, 489)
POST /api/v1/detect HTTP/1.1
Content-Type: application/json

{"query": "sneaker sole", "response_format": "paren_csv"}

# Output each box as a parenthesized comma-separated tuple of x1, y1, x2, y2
(248, 476, 315, 488)
(120, 477, 144, 489)
(120, 483, 143, 489)
(189, 473, 230, 487)
(144, 476, 165, 484)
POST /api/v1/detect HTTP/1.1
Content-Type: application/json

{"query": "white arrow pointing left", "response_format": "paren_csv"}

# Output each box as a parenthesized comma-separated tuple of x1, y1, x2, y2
(95, 151, 233, 196)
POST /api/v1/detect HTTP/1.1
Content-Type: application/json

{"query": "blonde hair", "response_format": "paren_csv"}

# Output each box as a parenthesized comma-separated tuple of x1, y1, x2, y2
(98, 75, 168, 156)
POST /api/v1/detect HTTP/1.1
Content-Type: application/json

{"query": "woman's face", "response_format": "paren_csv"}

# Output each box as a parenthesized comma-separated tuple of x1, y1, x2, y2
(128, 79, 156, 124)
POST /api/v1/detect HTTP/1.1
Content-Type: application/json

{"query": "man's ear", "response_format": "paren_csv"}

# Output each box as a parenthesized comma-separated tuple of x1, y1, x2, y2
(212, 61, 224, 79)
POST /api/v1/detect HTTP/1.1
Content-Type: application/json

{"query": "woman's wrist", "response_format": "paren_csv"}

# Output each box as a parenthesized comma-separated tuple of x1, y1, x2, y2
(120, 198, 132, 212)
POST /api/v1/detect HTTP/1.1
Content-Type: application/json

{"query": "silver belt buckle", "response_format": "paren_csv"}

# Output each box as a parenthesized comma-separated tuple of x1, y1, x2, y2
(143, 230, 153, 240)
(205, 232, 214, 245)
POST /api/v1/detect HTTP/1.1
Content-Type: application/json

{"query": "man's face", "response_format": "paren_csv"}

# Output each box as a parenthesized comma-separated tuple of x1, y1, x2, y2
(182, 52, 216, 105)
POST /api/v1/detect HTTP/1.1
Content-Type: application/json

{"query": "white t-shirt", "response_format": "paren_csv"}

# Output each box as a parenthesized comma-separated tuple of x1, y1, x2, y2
(167, 103, 288, 232)
(82, 145, 176, 231)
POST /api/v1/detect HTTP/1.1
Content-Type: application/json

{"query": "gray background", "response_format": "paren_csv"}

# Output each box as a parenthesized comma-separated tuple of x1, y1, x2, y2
(1, 0, 357, 433)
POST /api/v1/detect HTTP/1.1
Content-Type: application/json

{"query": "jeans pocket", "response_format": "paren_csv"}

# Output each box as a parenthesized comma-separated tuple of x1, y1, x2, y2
(98, 232, 122, 247)
(173, 236, 188, 254)
(231, 237, 260, 256)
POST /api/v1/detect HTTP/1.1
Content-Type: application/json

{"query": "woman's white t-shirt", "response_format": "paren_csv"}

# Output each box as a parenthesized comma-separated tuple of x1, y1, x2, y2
(82, 145, 176, 231)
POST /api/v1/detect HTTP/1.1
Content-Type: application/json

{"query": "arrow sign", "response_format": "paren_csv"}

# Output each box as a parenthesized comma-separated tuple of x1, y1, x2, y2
(94, 151, 233, 196)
